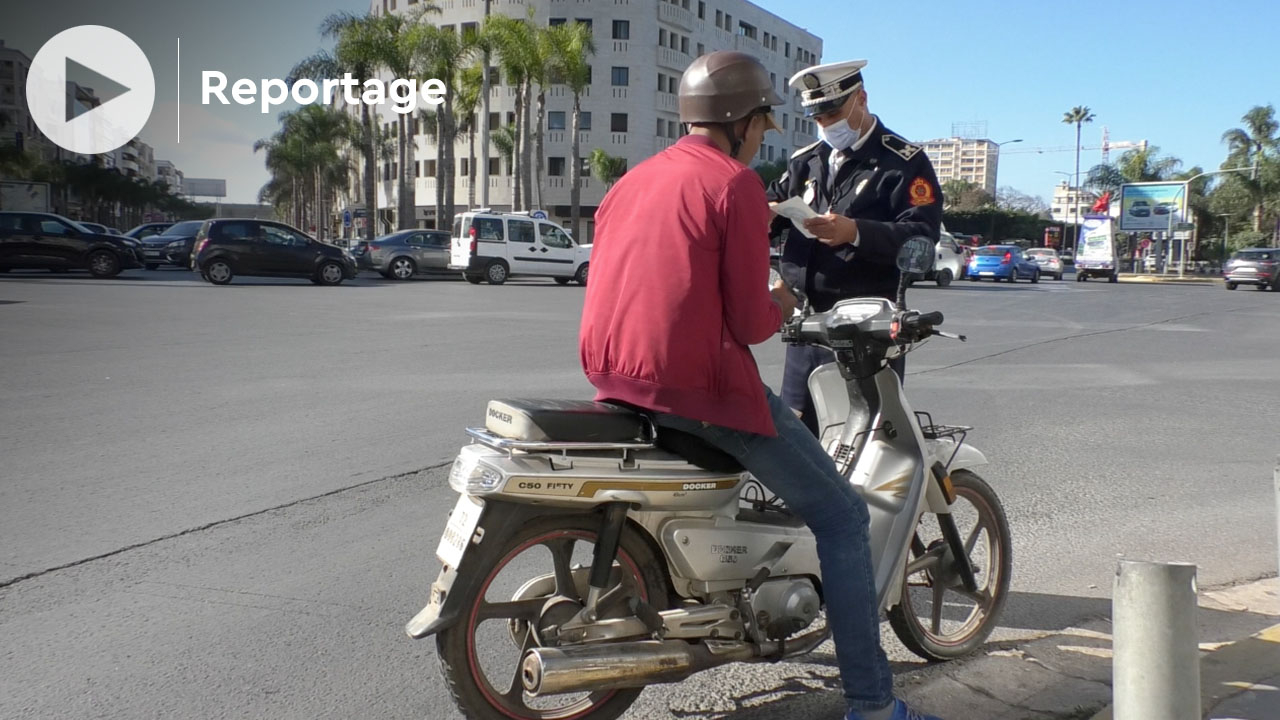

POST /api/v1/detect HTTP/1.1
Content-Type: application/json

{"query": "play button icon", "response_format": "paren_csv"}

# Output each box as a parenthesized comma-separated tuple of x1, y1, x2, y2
(26, 26, 155, 155)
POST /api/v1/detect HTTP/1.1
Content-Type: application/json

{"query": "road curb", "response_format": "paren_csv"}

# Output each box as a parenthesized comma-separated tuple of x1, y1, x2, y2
(1115, 275, 1219, 285)
(1089, 622, 1280, 719)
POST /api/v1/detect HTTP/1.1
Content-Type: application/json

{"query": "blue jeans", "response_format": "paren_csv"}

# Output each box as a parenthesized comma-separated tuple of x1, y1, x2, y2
(653, 386, 894, 713)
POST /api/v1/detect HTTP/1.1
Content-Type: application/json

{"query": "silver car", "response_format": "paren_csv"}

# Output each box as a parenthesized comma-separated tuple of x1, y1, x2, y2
(356, 230, 452, 280)
(1027, 247, 1064, 280)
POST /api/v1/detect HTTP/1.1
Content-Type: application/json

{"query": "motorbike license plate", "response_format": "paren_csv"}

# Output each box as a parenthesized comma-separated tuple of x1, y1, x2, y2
(436, 495, 484, 568)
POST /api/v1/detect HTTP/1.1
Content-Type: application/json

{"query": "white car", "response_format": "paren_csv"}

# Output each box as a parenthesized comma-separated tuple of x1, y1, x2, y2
(449, 210, 591, 286)
(1026, 247, 1064, 280)
(926, 230, 968, 287)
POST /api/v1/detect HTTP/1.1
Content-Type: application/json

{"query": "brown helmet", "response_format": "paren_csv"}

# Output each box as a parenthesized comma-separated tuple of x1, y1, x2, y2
(678, 51, 784, 126)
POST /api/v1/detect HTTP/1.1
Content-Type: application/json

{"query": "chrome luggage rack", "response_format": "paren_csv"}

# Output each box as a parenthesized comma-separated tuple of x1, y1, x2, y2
(465, 425, 658, 458)
(913, 411, 972, 468)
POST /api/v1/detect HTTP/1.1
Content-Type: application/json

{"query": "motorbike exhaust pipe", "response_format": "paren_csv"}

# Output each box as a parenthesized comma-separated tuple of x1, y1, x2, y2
(521, 639, 757, 696)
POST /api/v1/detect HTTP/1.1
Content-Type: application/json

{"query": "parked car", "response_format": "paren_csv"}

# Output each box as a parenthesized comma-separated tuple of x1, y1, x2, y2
(966, 245, 1041, 283)
(1223, 248, 1280, 292)
(139, 220, 205, 270)
(192, 218, 357, 285)
(450, 210, 590, 285)
(0, 211, 143, 277)
(925, 230, 967, 286)
(1026, 247, 1064, 280)
(78, 221, 119, 235)
(1153, 202, 1173, 216)
(357, 229, 452, 279)
(1128, 200, 1151, 218)
(124, 222, 174, 240)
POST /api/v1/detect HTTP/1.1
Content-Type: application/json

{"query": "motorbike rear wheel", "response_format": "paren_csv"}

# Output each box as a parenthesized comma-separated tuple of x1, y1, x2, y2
(887, 469, 1011, 661)
(436, 513, 671, 720)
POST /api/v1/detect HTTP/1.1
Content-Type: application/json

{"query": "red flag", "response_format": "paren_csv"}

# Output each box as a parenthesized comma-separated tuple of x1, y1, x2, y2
(1091, 191, 1111, 214)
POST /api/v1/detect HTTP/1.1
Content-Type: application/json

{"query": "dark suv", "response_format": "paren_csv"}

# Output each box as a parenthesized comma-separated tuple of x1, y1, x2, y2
(0, 211, 143, 277)
(192, 218, 357, 285)
(1224, 248, 1280, 292)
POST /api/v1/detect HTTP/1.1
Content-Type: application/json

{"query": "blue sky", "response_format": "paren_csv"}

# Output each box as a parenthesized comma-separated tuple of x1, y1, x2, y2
(6, 0, 1276, 203)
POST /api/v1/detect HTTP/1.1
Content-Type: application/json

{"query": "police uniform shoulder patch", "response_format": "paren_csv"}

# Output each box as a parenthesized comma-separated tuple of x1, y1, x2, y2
(881, 133, 921, 162)
(791, 140, 821, 159)
(908, 177, 936, 207)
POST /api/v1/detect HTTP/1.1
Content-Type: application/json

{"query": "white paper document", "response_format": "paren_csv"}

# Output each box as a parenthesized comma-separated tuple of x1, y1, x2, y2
(769, 197, 819, 238)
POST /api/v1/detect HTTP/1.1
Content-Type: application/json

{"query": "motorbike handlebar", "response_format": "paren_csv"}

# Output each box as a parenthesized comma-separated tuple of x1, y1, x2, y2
(903, 310, 944, 329)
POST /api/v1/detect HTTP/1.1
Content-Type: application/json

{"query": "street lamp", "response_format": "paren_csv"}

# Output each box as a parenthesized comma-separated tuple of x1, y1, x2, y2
(989, 139, 1022, 205)
(1052, 171, 1077, 251)
(1217, 213, 1231, 266)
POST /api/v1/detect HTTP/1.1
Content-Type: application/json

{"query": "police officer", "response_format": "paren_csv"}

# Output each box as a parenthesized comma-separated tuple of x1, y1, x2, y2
(766, 59, 943, 436)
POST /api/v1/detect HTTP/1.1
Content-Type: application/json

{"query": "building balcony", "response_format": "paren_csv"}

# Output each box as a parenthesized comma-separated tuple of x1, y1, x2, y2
(657, 46, 688, 72)
(733, 35, 766, 61)
(656, 137, 675, 151)
(658, 1, 695, 32)
(655, 90, 677, 113)
(793, 130, 815, 147)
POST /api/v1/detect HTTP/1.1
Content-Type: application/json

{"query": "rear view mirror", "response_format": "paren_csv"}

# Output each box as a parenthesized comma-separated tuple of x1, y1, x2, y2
(896, 236, 935, 277)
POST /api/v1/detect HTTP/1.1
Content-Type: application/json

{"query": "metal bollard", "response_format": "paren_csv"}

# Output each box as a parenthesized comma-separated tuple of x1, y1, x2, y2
(1112, 560, 1199, 720)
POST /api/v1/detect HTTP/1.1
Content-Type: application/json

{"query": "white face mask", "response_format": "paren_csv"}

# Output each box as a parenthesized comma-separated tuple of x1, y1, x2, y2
(817, 102, 860, 151)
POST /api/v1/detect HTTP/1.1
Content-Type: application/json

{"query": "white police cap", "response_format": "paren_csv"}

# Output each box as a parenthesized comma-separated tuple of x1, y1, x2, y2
(788, 59, 867, 117)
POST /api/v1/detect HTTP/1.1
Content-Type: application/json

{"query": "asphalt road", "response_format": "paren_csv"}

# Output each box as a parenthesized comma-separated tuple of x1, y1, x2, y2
(1, 267, 1277, 719)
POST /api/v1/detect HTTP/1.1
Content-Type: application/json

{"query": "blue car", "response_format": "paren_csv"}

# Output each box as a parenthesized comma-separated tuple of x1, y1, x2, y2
(966, 245, 1041, 283)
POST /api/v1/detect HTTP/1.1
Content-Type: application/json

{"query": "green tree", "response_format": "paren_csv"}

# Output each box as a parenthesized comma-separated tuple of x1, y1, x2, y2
(545, 21, 595, 238)
(589, 149, 627, 190)
(255, 105, 353, 237)
(412, 23, 476, 229)
(1062, 105, 1096, 224)
(485, 14, 538, 210)
(454, 65, 485, 209)
(754, 160, 787, 188)
(941, 179, 993, 211)
(1221, 104, 1280, 233)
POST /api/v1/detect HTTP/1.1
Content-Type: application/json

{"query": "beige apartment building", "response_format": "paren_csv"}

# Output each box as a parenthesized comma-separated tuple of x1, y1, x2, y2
(352, 0, 823, 239)
(922, 137, 999, 194)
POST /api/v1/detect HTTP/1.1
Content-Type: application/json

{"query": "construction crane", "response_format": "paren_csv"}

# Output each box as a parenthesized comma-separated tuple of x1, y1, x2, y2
(1003, 127, 1148, 163)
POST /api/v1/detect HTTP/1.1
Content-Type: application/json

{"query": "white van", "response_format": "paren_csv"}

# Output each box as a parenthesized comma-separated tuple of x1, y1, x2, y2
(449, 210, 591, 286)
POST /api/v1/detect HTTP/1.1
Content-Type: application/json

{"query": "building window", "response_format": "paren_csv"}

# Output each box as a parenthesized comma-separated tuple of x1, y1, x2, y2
(771, 37, 778, 51)
(612, 20, 629, 39)
(715, 9, 722, 28)
(507, 112, 516, 125)
(611, 66, 629, 86)
(579, 112, 591, 130)
(785, 41, 791, 58)
(460, 158, 470, 176)
(575, 18, 592, 32)
(425, 160, 437, 177)
(549, 17, 566, 25)
(668, 120, 678, 138)
(460, 21, 478, 39)
(548, 157, 566, 176)
(680, 36, 688, 54)
(490, 68, 501, 86)
(781, 113, 787, 130)
(548, 111, 566, 130)
(670, 32, 679, 50)
(724, 14, 732, 30)
(489, 112, 500, 129)
(611, 113, 628, 132)
(659, 28, 667, 46)
(697, 1, 705, 19)
(669, 76, 678, 93)
(489, 157, 501, 176)
(763, 31, 770, 47)
(697, 42, 704, 56)
(657, 118, 665, 137)
(415, 161, 421, 177)
(581, 157, 592, 177)
(768, 146, 775, 161)
(657, 72, 666, 90)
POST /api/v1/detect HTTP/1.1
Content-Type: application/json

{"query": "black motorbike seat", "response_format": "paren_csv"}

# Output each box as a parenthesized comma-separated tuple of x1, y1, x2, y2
(484, 398, 745, 473)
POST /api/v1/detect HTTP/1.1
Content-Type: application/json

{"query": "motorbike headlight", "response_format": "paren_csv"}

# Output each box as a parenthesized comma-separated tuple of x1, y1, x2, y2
(448, 455, 505, 494)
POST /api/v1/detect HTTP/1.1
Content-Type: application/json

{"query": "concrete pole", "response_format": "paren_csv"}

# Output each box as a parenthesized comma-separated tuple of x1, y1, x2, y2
(1275, 454, 1280, 580)
(1112, 560, 1199, 720)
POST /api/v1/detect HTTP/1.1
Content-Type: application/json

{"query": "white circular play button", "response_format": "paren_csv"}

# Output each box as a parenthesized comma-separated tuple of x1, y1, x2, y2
(25, 25, 156, 155)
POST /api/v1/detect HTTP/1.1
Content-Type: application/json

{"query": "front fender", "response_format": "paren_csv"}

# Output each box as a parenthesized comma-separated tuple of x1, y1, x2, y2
(928, 438, 988, 472)
(404, 499, 572, 639)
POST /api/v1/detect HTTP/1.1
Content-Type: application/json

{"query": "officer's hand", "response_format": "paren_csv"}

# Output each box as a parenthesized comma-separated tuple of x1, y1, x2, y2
(802, 213, 858, 247)
(770, 280, 798, 322)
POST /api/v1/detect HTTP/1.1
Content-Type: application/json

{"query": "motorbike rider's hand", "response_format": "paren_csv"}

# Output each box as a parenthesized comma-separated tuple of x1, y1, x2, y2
(770, 280, 798, 325)
(802, 213, 859, 247)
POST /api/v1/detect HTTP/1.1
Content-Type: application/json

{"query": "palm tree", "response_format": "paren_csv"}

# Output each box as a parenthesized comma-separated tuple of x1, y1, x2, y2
(255, 106, 352, 236)
(454, 65, 485, 209)
(412, 24, 477, 230)
(1222, 105, 1279, 232)
(1062, 105, 1096, 227)
(296, 11, 386, 242)
(485, 15, 537, 211)
(589, 149, 626, 190)
(546, 22, 595, 238)
(529, 23, 557, 210)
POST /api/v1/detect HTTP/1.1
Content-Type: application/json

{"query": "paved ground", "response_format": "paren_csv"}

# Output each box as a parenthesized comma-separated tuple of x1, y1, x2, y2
(1, 267, 1277, 719)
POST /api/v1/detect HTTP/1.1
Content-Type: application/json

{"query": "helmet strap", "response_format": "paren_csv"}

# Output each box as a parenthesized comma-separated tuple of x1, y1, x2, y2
(720, 121, 745, 159)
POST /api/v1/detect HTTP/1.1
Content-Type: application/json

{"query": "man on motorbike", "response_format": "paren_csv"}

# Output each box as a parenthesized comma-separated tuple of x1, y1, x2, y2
(579, 50, 943, 720)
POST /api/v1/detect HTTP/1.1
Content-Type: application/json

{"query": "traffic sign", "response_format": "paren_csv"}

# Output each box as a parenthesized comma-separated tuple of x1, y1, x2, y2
(342, 210, 352, 228)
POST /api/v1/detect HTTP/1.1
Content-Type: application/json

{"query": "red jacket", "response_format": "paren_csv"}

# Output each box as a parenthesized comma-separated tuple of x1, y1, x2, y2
(580, 134, 783, 436)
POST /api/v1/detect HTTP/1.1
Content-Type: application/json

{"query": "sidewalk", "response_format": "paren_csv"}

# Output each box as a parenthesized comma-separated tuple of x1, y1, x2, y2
(1115, 273, 1220, 285)
(898, 576, 1280, 719)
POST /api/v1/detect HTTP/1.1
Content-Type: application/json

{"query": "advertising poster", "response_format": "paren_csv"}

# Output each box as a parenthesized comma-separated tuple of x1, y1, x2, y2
(1119, 182, 1186, 232)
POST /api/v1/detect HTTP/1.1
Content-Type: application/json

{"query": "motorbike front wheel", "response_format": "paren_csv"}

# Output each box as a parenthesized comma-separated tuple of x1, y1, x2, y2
(436, 513, 671, 720)
(887, 469, 1012, 661)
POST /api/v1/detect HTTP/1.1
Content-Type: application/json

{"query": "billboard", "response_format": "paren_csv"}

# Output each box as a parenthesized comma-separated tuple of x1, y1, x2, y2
(183, 178, 227, 197)
(1118, 182, 1186, 232)
(0, 181, 51, 211)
